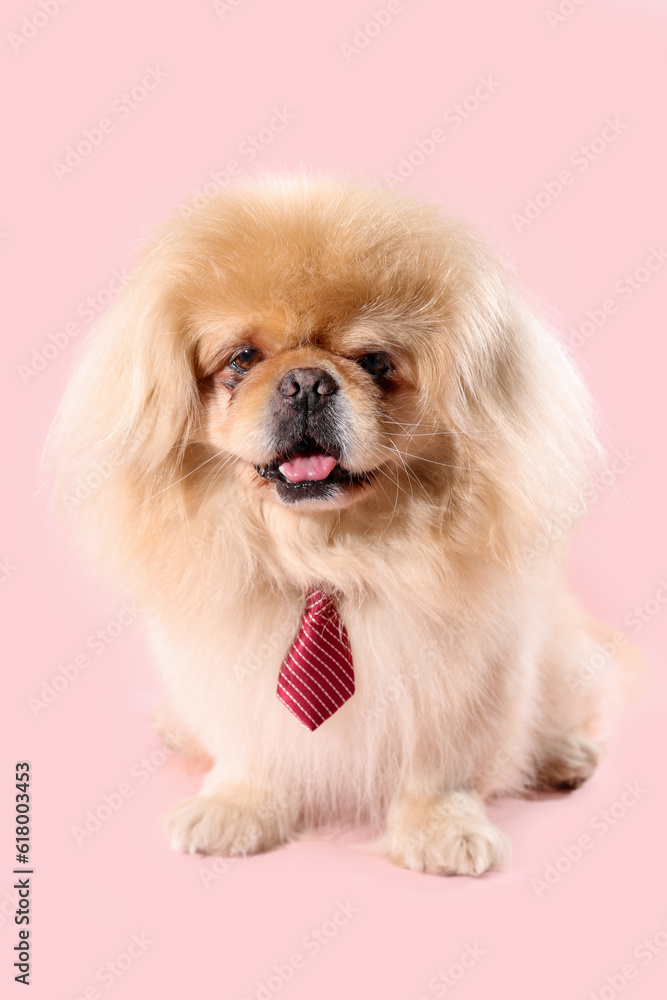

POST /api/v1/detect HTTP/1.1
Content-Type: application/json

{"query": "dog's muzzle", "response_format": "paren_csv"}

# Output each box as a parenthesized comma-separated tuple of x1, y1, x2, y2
(254, 367, 369, 503)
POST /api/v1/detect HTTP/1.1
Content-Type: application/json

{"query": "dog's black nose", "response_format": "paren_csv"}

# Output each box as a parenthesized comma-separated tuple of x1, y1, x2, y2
(278, 368, 338, 410)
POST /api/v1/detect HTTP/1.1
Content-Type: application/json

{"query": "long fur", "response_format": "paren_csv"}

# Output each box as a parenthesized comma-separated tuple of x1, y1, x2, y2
(47, 174, 626, 874)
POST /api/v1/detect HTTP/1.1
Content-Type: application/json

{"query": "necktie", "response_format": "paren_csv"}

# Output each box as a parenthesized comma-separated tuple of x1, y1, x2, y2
(277, 589, 355, 731)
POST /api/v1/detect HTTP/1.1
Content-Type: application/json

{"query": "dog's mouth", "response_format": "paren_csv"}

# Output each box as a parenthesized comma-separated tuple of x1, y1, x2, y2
(254, 436, 371, 504)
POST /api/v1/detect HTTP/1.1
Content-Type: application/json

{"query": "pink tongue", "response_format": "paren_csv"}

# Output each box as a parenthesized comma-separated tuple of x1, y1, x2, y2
(279, 453, 337, 483)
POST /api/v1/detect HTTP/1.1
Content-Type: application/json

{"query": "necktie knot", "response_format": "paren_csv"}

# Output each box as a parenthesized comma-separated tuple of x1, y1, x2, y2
(304, 589, 337, 621)
(277, 588, 355, 731)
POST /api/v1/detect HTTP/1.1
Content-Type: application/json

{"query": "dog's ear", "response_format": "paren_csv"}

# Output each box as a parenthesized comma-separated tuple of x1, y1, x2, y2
(45, 250, 200, 549)
(422, 228, 601, 556)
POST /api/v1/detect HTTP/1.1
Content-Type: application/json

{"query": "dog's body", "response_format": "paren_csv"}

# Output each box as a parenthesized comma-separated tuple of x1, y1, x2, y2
(52, 175, 622, 874)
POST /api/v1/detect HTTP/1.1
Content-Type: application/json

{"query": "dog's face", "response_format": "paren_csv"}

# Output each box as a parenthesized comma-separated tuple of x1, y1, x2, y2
(203, 331, 394, 508)
(198, 317, 445, 510)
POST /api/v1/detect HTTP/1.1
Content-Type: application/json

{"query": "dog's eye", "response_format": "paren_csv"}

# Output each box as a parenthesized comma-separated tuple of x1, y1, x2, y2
(357, 353, 393, 378)
(230, 347, 263, 373)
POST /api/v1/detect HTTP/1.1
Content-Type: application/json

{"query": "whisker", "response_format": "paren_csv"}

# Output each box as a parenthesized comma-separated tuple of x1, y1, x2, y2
(379, 442, 473, 472)
(380, 416, 498, 443)
(374, 466, 403, 526)
(197, 453, 238, 508)
(374, 466, 416, 507)
(137, 448, 229, 507)
(382, 438, 414, 501)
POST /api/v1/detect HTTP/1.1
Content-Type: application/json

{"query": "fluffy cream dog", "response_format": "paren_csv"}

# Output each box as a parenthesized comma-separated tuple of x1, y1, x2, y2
(51, 174, 624, 875)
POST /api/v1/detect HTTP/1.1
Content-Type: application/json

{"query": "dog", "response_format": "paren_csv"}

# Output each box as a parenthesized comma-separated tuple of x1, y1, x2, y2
(50, 174, 628, 875)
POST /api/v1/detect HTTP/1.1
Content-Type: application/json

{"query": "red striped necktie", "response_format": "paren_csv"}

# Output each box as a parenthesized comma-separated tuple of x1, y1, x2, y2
(277, 589, 355, 731)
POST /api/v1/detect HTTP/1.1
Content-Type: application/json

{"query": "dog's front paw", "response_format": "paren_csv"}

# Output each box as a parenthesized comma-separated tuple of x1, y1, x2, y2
(385, 791, 511, 876)
(163, 786, 292, 856)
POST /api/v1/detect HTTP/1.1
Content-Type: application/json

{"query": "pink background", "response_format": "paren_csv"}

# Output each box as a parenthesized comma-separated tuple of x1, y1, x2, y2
(2, 0, 667, 997)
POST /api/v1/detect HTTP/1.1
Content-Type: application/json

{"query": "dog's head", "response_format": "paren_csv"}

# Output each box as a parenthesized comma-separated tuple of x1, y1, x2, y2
(50, 176, 597, 598)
